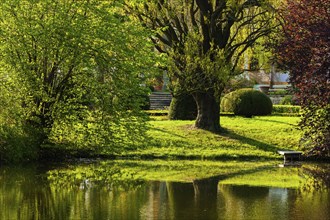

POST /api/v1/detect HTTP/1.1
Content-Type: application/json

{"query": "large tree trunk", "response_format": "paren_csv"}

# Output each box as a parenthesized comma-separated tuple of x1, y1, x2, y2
(193, 91, 221, 132)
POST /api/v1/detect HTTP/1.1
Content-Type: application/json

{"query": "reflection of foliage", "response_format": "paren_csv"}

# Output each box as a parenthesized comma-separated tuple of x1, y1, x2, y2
(301, 164, 330, 191)
(1, 161, 329, 220)
(47, 161, 144, 190)
(0, 163, 150, 220)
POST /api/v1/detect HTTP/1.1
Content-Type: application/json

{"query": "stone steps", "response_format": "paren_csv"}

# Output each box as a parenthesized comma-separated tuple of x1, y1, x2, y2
(149, 92, 172, 110)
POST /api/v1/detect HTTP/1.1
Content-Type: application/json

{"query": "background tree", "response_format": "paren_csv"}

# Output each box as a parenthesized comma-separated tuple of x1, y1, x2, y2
(0, 0, 158, 162)
(277, 0, 330, 158)
(126, 0, 279, 131)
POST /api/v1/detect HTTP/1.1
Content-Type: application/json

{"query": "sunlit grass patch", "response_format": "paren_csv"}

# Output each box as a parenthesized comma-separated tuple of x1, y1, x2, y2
(125, 116, 302, 160)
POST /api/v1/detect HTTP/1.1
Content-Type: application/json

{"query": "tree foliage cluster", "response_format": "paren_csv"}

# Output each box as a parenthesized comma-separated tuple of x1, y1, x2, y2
(277, 0, 330, 157)
(126, 0, 279, 131)
(0, 0, 159, 162)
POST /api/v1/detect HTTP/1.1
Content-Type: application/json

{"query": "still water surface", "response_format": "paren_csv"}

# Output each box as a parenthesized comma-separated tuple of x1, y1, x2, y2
(0, 160, 329, 220)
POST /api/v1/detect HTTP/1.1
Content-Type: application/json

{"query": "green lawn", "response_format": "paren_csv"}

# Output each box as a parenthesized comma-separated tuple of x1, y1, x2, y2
(122, 116, 302, 160)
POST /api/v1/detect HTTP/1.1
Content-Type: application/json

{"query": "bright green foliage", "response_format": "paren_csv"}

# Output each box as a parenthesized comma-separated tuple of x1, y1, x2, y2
(0, 0, 159, 162)
(221, 89, 273, 117)
(279, 95, 295, 105)
(272, 105, 301, 115)
(168, 94, 197, 120)
(126, 0, 280, 131)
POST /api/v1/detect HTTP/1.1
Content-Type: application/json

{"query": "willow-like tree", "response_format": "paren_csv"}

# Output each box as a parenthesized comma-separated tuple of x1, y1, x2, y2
(0, 0, 157, 161)
(126, 0, 278, 131)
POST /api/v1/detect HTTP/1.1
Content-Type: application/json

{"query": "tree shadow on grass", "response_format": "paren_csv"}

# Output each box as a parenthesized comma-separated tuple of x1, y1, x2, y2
(222, 129, 282, 153)
(149, 127, 186, 139)
(252, 117, 298, 126)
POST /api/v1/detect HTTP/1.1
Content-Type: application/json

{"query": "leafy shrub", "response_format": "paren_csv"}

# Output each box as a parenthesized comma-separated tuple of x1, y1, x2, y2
(140, 93, 150, 110)
(224, 76, 257, 93)
(145, 110, 168, 116)
(280, 95, 295, 105)
(300, 105, 330, 158)
(169, 94, 197, 120)
(221, 89, 272, 117)
(272, 105, 301, 115)
(0, 124, 41, 163)
(268, 89, 290, 96)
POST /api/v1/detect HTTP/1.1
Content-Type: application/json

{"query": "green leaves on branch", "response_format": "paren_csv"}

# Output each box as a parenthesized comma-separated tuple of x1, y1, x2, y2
(0, 0, 158, 161)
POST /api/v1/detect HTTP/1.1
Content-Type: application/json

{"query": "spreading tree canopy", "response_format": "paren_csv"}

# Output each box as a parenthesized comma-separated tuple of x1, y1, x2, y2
(126, 0, 279, 131)
(0, 0, 157, 161)
(277, 0, 330, 157)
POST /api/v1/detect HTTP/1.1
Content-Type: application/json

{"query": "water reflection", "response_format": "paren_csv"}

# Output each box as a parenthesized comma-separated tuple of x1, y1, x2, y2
(0, 161, 329, 220)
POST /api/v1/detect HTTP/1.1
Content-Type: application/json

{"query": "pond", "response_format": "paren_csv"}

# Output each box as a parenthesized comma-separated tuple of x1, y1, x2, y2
(0, 160, 329, 220)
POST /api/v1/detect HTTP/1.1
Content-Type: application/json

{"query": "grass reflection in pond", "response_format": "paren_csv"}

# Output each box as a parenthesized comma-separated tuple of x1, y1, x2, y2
(220, 167, 307, 188)
(47, 160, 273, 186)
(47, 160, 310, 189)
(221, 163, 330, 190)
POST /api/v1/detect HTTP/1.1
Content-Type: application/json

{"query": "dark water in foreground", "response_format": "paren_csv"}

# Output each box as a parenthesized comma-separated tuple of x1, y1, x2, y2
(0, 161, 329, 220)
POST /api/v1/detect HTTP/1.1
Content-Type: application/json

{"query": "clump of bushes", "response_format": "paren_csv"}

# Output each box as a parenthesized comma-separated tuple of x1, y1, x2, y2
(221, 89, 272, 117)
(279, 95, 295, 105)
(272, 105, 301, 115)
(169, 94, 197, 120)
(268, 89, 290, 96)
(0, 124, 41, 163)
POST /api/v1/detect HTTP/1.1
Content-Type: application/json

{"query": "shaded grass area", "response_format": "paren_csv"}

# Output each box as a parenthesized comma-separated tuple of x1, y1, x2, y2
(121, 116, 302, 160)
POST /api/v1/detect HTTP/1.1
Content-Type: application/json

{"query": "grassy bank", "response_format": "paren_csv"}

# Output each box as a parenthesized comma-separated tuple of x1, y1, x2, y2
(121, 115, 302, 160)
(1, 114, 302, 162)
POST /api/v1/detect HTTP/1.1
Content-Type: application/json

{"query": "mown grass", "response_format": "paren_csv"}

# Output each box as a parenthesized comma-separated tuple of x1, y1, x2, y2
(121, 115, 302, 160)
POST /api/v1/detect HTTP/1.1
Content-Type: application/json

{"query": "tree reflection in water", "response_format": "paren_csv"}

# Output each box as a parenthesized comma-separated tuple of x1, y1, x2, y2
(0, 161, 329, 220)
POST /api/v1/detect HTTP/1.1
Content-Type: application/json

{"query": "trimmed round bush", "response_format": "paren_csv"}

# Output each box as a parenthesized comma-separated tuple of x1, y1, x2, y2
(221, 89, 273, 117)
(169, 93, 197, 120)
